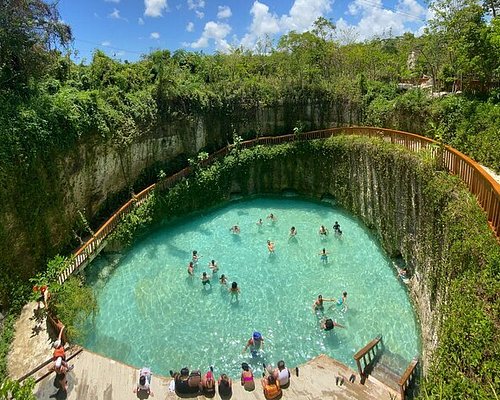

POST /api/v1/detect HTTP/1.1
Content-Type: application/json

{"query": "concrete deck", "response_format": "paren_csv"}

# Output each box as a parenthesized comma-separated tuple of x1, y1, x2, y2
(34, 351, 399, 400)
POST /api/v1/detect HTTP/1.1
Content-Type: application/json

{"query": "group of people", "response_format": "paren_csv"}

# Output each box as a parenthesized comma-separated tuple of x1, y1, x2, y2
(163, 358, 291, 400)
(167, 366, 232, 397)
(187, 251, 242, 302)
(313, 293, 348, 331)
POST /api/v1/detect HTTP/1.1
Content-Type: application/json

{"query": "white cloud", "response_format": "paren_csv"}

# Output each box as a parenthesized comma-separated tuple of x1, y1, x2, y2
(144, 0, 167, 17)
(217, 5, 232, 19)
(138, 17, 145, 25)
(195, 10, 204, 19)
(186, 21, 195, 32)
(241, 1, 280, 48)
(280, 0, 332, 31)
(338, 0, 426, 40)
(187, 0, 205, 10)
(150, 32, 160, 39)
(108, 8, 127, 21)
(240, 0, 332, 49)
(101, 40, 111, 46)
(190, 21, 231, 52)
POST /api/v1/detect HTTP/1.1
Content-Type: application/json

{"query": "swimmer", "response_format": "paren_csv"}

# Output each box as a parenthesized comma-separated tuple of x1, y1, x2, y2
(208, 260, 219, 274)
(187, 262, 195, 276)
(319, 225, 329, 236)
(319, 248, 329, 264)
(267, 240, 275, 253)
(201, 272, 211, 287)
(230, 225, 241, 234)
(192, 250, 201, 263)
(320, 317, 345, 331)
(257, 218, 263, 226)
(333, 221, 343, 236)
(312, 294, 335, 312)
(289, 226, 297, 238)
(229, 281, 240, 301)
(337, 291, 348, 311)
(219, 274, 228, 285)
(243, 331, 264, 356)
(267, 213, 277, 222)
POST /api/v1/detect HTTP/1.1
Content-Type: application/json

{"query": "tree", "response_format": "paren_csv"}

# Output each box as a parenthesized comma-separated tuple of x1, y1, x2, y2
(0, 0, 72, 90)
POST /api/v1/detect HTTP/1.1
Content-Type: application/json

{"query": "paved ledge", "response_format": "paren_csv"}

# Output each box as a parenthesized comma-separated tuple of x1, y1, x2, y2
(34, 350, 398, 400)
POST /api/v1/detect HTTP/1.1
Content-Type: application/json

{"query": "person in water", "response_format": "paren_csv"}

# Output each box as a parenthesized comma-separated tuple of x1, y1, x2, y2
(337, 291, 348, 310)
(267, 240, 275, 253)
(230, 225, 241, 234)
(312, 294, 335, 311)
(192, 250, 201, 263)
(187, 261, 195, 276)
(333, 221, 341, 233)
(229, 281, 240, 301)
(321, 318, 345, 331)
(267, 213, 277, 222)
(201, 271, 211, 287)
(208, 259, 219, 274)
(219, 274, 228, 285)
(319, 225, 329, 236)
(319, 248, 329, 263)
(257, 218, 263, 226)
(243, 331, 264, 357)
(289, 226, 297, 238)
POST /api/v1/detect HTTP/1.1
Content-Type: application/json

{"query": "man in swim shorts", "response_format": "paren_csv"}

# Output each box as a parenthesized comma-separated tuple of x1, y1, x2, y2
(243, 331, 264, 357)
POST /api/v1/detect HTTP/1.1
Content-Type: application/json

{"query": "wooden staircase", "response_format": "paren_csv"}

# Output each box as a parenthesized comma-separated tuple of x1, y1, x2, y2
(353, 336, 419, 400)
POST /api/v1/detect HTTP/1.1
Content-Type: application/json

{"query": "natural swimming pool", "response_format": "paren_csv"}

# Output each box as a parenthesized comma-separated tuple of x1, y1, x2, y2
(82, 197, 420, 378)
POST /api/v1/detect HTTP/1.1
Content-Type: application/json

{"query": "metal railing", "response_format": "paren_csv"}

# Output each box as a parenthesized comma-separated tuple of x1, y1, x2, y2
(57, 127, 500, 284)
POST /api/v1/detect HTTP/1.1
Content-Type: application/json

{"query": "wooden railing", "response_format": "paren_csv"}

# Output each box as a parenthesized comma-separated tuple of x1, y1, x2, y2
(353, 335, 384, 384)
(57, 126, 500, 284)
(398, 357, 419, 400)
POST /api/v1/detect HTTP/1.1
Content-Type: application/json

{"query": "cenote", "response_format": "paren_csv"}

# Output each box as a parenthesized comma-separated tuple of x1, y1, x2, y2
(82, 196, 420, 378)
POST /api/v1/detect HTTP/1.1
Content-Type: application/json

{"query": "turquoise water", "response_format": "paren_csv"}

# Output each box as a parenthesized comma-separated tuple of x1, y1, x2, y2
(83, 197, 420, 378)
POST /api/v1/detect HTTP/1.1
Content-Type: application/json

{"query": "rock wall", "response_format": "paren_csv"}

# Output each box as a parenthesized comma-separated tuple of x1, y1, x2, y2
(216, 141, 452, 370)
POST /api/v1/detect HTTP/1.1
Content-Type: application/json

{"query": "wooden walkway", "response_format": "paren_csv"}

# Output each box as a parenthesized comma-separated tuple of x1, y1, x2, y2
(34, 351, 398, 400)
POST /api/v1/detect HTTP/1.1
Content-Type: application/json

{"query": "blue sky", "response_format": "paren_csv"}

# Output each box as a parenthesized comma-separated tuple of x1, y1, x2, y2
(58, 0, 430, 63)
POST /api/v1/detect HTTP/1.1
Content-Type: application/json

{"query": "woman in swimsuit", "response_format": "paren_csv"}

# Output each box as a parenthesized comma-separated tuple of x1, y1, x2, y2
(267, 240, 275, 253)
(192, 250, 200, 264)
(240, 363, 255, 391)
(187, 262, 194, 276)
(219, 274, 228, 285)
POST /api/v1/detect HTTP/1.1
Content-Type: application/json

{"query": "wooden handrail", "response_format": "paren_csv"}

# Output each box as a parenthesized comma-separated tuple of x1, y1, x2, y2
(398, 357, 419, 400)
(353, 335, 383, 384)
(353, 335, 383, 361)
(57, 126, 500, 284)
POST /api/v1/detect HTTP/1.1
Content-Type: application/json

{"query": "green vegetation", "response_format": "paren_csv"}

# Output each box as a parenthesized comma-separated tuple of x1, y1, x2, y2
(0, 1, 498, 397)
(113, 138, 499, 399)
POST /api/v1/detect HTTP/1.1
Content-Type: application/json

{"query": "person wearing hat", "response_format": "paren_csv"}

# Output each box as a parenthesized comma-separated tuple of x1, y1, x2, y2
(243, 331, 264, 357)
